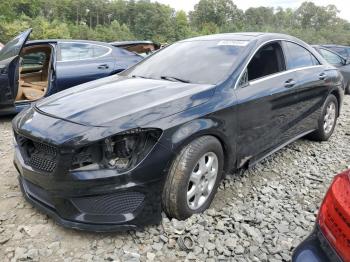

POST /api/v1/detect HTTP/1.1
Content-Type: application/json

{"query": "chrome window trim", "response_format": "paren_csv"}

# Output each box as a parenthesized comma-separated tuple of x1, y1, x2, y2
(58, 42, 112, 62)
(249, 65, 323, 85)
(234, 38, 324, 89)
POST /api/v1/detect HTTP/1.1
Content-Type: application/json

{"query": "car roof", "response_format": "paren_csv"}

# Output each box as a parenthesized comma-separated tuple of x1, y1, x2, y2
(110, 40, 157, 46)
(26, 39, 113, 46)
(181, 32, 300, 43)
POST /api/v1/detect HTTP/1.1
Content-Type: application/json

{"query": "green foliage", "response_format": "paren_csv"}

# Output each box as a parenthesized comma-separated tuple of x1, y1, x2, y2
(0, 0, 349, 46)
(31, 17, 71, 39)
(190, 0, 243, 31)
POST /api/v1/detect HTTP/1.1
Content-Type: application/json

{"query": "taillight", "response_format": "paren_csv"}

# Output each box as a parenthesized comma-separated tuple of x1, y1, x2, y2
(318, 170, 350, 262)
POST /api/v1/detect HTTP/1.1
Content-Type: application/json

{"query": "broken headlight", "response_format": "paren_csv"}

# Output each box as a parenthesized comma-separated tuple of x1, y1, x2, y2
(102, 128, 162, 172)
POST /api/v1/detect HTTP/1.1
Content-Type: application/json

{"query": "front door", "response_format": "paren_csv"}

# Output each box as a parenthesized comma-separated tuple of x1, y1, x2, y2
(235, 41, 299, 166)
(0, 29, 32, 113)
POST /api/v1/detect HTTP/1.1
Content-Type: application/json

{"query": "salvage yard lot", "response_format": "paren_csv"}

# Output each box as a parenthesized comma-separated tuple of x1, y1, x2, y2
(0, 96, 350, 261)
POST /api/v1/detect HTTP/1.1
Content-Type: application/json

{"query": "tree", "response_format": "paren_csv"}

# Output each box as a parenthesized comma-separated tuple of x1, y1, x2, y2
(190, 0, 243, 31)
(173, 11, 191, 41)
(0, 0, 350, 45)
(245, 7, 274, 29)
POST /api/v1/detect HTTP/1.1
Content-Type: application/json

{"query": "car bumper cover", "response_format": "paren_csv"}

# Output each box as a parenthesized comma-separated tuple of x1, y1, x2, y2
(292, 225, 343, 262)
(14, 144, 165, 232)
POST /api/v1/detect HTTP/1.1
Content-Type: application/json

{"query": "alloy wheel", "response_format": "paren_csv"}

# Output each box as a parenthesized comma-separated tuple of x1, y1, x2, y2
(323, 101, 336, 134)
(187, 152, 219, 210)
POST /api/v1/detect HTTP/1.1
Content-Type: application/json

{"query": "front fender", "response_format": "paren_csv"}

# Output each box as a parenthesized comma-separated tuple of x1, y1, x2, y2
(159, 118, 235, 172)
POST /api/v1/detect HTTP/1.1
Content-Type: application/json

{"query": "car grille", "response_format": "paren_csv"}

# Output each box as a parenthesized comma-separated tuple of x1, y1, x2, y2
(16, 134, 58, 173)
(71, 192, 145, 215)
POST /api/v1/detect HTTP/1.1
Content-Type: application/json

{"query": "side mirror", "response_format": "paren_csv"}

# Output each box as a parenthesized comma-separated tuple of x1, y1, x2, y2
(345, 59, 350, 65)
(238, 69, 249, 88)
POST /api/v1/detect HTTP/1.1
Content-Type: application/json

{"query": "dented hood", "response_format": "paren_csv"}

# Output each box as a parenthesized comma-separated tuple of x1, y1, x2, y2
(36, 76, 215, 127)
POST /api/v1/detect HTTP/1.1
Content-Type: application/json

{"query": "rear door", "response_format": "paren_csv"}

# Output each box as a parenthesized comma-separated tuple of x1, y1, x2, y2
(55, 42, 114, 90)
(283, 41, 330, 132)
(0, 29, 32, 110)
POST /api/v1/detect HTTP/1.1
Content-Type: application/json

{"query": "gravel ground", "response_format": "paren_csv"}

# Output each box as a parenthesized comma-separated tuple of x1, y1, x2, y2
(0, 96, 349, 262)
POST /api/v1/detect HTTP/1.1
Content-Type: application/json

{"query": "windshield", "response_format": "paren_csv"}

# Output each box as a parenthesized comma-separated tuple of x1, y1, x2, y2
(0, 30, 30, 61)
(123, 40, 247, 85)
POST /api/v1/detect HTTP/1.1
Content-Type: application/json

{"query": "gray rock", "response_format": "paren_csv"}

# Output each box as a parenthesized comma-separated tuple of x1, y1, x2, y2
(205, 242, 216, 251)
(14, 247, 27, 260)
(235, 245, 245, 255)
(114, 239, 124, 249)
(146, 252, 156, 261)
(152, 242, 163, 251)
(48, 241, 60, 251)
(27, 249, 39, 259)
(225, 238, 237, 251)
(123, 250, 140, 262)
(0, 234, 11, 245)
(241, 223, 264, 244)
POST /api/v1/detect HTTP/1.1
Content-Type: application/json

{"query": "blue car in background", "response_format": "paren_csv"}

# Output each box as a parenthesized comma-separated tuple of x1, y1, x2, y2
(0, 29, 143, 115)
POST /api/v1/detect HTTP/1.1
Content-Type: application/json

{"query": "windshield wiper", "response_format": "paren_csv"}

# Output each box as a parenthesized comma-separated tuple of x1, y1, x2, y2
(160, 76, 191, 83)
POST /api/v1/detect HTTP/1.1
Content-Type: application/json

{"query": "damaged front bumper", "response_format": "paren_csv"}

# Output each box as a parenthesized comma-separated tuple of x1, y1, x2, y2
(13, 134, 172, 232)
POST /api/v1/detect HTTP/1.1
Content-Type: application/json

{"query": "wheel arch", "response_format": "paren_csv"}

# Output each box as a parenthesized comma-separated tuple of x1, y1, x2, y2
(168, 118, 235, 173)
(329, 88, 342, 117)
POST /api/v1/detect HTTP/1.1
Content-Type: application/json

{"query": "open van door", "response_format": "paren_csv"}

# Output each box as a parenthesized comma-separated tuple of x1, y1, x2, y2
(0, 29, 32, 113)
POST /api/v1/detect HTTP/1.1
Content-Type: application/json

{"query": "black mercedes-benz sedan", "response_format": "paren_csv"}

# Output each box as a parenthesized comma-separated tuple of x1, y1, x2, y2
(12, 33, 344, 231)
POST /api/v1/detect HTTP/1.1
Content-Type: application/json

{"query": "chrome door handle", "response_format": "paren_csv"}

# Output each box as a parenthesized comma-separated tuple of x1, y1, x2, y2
(98, 64, 109, 69)
(319, 72, 327, 80)
(284, 79, 296, 88)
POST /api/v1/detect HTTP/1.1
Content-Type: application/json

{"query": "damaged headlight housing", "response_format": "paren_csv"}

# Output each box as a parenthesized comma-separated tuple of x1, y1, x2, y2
(71, 128, 162, 172)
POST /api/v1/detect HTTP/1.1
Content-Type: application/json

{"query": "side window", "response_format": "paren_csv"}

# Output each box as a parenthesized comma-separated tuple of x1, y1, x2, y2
(60, 43, 94, 61)
(59, 43, 111, 61)
(319, 48, 343, 65)
(93, 45, 110, 57)
(285, 42, 319, 69)
(246, 42, 285, 82)
(22, 51, 46, 68)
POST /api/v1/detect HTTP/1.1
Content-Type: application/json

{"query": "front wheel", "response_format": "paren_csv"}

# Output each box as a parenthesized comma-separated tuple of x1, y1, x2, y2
(162, 136, 224, 220)
(309, 94, 338, 141)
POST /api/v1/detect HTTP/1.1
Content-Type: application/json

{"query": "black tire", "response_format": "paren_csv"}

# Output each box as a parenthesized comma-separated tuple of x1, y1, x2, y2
(308, 94, 338, 141)
(162, 136, 224, 220)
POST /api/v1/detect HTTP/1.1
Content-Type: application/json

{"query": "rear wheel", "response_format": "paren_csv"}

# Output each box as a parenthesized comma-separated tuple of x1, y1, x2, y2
(309, 94, 338, 141)
(162, 136, 224, 220)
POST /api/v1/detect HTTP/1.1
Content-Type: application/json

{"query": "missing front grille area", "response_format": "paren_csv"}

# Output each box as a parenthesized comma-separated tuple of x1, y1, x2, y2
(16, 134, 58, 173)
